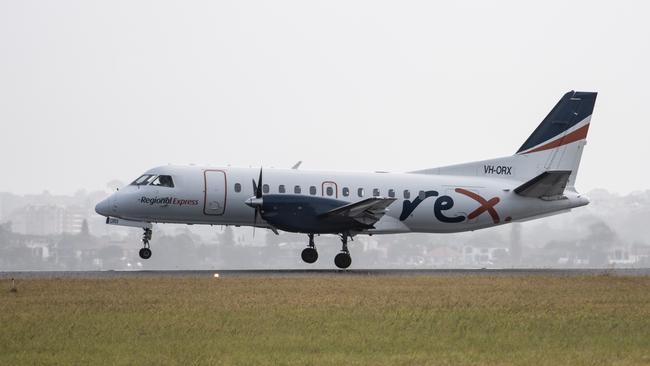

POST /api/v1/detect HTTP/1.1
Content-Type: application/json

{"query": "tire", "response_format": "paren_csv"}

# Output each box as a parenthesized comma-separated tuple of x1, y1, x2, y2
(301, 248, 318, 264)
(139, 247, 152, 260)
(334, 252, 351, 269)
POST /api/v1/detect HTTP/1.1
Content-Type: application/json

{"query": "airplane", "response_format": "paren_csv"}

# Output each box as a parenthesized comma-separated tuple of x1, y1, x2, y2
(95, 90, 597, 269)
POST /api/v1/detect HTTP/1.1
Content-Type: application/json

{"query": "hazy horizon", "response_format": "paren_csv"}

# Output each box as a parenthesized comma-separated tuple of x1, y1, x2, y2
(2, 0, 649, 195)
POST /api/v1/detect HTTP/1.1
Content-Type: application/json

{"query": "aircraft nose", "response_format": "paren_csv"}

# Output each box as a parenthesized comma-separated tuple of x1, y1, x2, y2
(95, 198, 111, 216)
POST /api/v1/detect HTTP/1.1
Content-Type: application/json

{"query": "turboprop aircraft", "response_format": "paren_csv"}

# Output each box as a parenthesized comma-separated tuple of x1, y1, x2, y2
(95, 91, 597, 269)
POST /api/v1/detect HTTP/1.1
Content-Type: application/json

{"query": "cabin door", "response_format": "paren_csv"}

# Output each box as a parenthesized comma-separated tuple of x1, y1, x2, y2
(204, 170, 227, 215)
(322, 181, 338, 198)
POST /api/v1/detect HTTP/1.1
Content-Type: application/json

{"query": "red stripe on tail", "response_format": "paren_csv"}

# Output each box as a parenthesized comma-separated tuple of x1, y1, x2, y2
(520, 123, 590, 155)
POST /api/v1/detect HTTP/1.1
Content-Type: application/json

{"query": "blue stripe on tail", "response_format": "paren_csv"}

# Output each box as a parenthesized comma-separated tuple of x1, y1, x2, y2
(517, 91, 598, 154)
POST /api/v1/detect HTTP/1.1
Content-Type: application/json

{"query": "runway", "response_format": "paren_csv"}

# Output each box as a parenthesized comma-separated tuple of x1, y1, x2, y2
(3, 268, 650, 279)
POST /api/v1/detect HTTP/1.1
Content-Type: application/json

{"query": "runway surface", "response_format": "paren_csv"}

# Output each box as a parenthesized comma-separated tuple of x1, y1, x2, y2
(2, 268, 650, 279)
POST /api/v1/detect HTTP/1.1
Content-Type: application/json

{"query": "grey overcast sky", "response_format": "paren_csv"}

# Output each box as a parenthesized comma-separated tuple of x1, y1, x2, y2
(1, 0, 648, 195)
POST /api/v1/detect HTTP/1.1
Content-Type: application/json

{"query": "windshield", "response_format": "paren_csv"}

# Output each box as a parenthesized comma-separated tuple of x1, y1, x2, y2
(150, 175, 174, 188)
(131, 174, 156, 186)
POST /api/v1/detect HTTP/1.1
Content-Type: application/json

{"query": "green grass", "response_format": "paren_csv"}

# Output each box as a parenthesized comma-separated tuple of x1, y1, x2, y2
(2, 275, 650, 365)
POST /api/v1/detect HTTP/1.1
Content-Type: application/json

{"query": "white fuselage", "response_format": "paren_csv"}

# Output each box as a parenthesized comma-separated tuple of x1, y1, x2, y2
(96, 165, 589, 235)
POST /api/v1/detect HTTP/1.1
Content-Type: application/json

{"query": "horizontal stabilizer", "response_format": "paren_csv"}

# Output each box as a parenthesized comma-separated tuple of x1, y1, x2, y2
(514, 171, 572, 199)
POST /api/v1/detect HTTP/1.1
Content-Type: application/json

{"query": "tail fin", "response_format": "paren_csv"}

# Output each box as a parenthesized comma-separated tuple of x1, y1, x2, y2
(516, 91, 597, 188)
(412, 90, 597, 189)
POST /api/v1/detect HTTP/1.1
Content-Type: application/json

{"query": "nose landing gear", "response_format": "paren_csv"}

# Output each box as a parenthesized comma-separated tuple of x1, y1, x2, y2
(139, 228, 152, 260)
(301, 233, 318, 264)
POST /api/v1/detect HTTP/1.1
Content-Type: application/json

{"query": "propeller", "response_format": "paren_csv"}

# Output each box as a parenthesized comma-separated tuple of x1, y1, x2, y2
(245, 167, 264, 238)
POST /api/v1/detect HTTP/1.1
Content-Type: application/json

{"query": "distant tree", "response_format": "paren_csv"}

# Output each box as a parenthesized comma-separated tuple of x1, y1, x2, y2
(80, 219, 90, 237)
(220, 226, 235, 246)
(147, 233, 198, 268)
(196, 244, 216, 263)
(509, 223, 522, 265)
(98, 245, 123, 263)
(0, 221, 11, 233)
(106, 180, 125, 191)
(265, 230, 302, 248)
(492, 248, 510, 265)
(0, 222, 11, 245)
(577, 221, 617, 266)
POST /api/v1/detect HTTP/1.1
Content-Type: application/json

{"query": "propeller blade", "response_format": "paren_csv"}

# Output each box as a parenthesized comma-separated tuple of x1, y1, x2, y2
(252, 207, 259, 239)
(249, 166, 264, 240)
(256, 167, 263, 198)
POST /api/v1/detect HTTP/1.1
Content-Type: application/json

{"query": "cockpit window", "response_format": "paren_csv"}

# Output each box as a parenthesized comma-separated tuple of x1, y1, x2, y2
(131, 175, 156, 186)
(150, 175, 175, 188)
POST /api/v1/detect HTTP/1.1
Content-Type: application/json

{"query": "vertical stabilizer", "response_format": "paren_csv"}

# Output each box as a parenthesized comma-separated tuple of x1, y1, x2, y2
(411, 91, 597, 189)
(515, 91, 597, 188)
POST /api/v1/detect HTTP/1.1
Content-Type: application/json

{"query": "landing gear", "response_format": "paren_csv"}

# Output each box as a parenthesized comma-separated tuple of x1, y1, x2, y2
(334, 234, 352, 269)
(139, 228, 152, 260)
(302, 248, 318, 263)
(301, 234, 318, 264)
(334, 252, 351, 269)
(139, 247, 152, 259)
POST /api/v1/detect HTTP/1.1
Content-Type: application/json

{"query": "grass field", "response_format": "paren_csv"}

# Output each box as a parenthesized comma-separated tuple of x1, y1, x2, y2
(2, 275, 650, 365)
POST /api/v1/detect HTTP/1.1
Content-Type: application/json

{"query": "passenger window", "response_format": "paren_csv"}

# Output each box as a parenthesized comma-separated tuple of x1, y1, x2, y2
(263, 184, 270, 194)
(131, 174, 156, 186)
(326, 187, 334, 196)
(234, 183, 242, 192)
(279, 185, 286, 193)
(151, 175, 174, 188)
(388, 189, 395, 198)
(357, 188, 364, 197)
(373, 188, 380, 197)
(310, 186, 317, 195)
(403, 190, 410, 199)
(342, 187, 350, 197)
(419, 190, 426, 200)
(294, 185, 301, 194)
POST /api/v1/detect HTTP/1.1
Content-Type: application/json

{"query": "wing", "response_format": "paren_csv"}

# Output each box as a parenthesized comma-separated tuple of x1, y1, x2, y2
(319, 197, 397, 226)
(514, 170, 572, 199)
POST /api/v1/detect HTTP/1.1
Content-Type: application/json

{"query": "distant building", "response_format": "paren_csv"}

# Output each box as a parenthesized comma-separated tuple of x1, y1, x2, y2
(608, 244, 650, 266)
(9, 205, 88, 235)
(63, 206, 86, 233)
(462, 245, 509, 266)
(24, 239, 51, 260)
(427, 246, 462, 266)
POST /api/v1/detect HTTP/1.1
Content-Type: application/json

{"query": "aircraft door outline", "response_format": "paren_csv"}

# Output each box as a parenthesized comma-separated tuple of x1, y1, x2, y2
(322, 181, 338, 198)
(204, 170, 227, 215)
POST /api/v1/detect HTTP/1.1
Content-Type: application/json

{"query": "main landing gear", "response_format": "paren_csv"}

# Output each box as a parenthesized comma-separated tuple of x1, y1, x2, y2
(301, 234, 318, 264)
(300, 233, 352, 269)
(334, 234, 352, 269)
(139, 228, 152, 260)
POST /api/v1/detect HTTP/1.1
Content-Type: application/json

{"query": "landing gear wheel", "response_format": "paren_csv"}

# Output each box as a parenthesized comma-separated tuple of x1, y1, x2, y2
(334, 232, 352, 269)
(140, 228, 153, 260)
(301, 233, 318, 264)
(334, 252, 352, 269)
(139, 247, 152, 259)
(301, 247, 318, 264)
